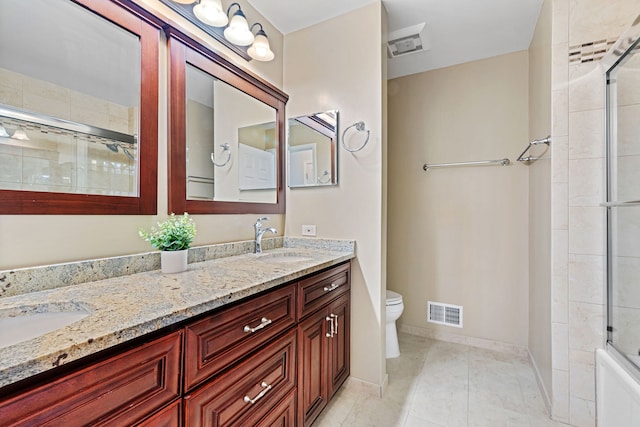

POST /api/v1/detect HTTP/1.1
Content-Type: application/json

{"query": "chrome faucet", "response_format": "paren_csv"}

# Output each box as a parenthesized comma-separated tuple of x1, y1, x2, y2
(254, 217, 277, 254)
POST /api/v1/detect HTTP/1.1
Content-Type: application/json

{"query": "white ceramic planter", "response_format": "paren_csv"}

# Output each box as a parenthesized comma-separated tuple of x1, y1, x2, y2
(161, 249, 188, 274)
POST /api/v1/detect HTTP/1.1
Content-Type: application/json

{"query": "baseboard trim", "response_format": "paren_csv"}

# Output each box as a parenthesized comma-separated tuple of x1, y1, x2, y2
(528, 349, 552, 415)
(344, 375, 387, 398)
(399, 324, 529, 358)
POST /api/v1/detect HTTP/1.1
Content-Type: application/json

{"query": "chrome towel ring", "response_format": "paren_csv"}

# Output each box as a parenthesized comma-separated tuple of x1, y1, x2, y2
(341, 121, 370, 152)
(211, 143, 232, 167)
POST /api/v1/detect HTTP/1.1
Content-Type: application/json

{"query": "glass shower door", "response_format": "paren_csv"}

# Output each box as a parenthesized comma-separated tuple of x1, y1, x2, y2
(605, 33, 640, 370)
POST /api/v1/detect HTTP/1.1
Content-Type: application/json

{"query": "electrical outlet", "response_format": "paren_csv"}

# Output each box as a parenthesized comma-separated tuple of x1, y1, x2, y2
(302, 225, 316, 236)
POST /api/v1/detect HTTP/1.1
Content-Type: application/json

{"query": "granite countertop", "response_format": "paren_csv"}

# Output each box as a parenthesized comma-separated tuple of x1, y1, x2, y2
(0, 240, 355, 389)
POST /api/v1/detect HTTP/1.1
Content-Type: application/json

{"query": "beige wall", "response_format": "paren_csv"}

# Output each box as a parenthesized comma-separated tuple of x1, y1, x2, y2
(527, 0, 553, 412)
(283, 2, 387, 388)
(387, 51, 530, 348)
(0, 0, 285, 270)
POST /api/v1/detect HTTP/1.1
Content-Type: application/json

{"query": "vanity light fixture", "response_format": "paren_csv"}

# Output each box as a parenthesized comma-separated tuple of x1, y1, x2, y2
(160, 0, 274, 62)
(11, 129, 29, 141)
(247, 23, 274, 61)
(193, 0, 228, 27)
(223, 3, 254, 46)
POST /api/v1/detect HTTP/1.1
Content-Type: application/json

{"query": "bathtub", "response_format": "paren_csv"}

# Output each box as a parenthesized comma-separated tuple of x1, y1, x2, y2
(596, 348, 640, 426)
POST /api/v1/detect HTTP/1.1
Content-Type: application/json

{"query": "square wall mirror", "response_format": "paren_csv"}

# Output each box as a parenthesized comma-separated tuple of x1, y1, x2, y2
(288, 110, 338, 188)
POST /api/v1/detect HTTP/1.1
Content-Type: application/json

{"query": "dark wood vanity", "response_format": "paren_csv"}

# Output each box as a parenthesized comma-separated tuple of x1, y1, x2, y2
(0, 262, 351, 427)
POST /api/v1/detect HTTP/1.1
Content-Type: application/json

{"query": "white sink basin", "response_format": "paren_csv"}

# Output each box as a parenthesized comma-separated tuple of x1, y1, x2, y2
(0, 303, 90, 349)
(257, 253, 313, 264)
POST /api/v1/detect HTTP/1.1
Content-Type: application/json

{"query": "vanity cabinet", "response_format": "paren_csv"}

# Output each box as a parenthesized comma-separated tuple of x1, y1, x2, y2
(0, 261, 350, 427)
(297, 264, 351, 427)
(0, 331, 182, 427)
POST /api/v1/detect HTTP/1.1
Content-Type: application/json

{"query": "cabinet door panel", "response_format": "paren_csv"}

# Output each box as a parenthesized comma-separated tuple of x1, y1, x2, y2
(184, 329, 296, 427)
(0, 332, 182, 427)
(329, 294, 350, 398)
(297, 307, 330, 427)
(184, 284, 296, 391)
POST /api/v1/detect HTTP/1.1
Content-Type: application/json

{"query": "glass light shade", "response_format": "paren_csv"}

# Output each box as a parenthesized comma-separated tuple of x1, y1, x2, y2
(0, 125, 9, 138)
(12, 129, 29, 140)
(172, 0, 196, 3)
(193, 0, 228, 27)
(223, 11, 254, 46)
(248, 32, 274, 61)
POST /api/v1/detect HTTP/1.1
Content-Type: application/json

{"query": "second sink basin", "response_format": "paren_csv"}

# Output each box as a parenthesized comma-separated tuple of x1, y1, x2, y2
(0, 302, 90, 349)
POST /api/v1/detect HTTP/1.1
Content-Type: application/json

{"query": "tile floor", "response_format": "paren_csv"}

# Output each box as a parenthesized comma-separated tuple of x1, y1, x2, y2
(314, 333, 568, 427)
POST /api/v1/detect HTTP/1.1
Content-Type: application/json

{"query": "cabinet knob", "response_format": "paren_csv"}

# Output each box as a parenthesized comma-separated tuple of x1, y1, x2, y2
(243, 317, 272, 333)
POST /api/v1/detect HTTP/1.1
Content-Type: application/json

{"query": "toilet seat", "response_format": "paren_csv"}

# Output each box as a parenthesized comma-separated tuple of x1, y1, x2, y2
(386, 290, 403, 306)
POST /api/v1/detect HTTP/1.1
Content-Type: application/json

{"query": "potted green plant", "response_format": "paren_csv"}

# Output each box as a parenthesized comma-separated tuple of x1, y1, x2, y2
(139, 213, 196, 273)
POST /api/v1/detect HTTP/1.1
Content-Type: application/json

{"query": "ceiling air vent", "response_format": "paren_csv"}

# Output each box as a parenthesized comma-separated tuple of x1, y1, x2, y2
(387, 23, 429, 58)
(428, 301, 463, 328)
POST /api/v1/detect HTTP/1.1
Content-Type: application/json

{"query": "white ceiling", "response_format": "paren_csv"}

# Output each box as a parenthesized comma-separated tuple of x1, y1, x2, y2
(247, 0, 544, 79)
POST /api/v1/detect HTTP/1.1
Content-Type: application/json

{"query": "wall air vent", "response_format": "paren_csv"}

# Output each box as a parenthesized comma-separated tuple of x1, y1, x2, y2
(427, 301, 463, 328)
(387, 23, 429, 58)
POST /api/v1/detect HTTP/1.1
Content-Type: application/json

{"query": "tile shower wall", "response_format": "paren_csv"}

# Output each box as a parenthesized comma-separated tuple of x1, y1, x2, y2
(550, 0, 639, 425)
(0, 67, 137, 194)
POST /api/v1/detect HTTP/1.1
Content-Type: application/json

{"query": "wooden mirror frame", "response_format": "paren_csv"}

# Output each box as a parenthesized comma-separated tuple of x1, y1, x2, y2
(166, 26, 288, 215)
(0, 0, 160, 215)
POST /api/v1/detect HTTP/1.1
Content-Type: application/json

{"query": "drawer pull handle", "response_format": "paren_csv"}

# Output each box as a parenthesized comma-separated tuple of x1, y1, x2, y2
(326, 316, 334, 338)
(323, 283, 339, 292)
(243, 381, 272, 404)
(244, 317, 272, 333)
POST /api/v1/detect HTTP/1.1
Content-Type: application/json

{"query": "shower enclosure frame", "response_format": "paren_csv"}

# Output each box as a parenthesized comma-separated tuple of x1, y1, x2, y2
(603, 16, 640, 381)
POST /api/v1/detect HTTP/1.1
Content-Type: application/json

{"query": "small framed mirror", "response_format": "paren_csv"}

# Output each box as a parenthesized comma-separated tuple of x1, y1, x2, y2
(287, 110, 338, 187)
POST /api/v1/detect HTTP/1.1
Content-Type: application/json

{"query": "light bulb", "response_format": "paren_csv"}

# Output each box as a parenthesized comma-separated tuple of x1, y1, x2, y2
(223, 9, 254, 46)
(193, 0, 228, 27)
(248, 29, 274, 61)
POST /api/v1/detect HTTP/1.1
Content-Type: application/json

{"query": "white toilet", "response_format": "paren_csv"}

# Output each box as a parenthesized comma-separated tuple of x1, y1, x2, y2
(385, 290, 404, 358)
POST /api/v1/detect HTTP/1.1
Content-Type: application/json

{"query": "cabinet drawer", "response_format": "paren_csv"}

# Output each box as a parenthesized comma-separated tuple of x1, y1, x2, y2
(184, 284, 296, 391)
(255, 389, 296, 427)
(0, 331, 182, 427)
(298, 262, 350, 320)
(137, 400, 181, 427)
(184, 329, 297, 427)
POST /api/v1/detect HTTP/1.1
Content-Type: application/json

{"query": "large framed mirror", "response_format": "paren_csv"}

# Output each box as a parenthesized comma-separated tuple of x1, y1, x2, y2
(166, 27, 288, 215)
(0, 0, 159, 214)
(288, 110, 338, 187)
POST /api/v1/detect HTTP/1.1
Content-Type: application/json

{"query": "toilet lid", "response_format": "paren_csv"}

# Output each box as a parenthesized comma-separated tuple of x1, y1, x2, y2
(386, 290, 403, 305)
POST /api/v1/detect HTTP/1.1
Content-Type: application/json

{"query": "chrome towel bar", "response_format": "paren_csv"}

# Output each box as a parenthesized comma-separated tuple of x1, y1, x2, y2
(423, 158, 510, 171)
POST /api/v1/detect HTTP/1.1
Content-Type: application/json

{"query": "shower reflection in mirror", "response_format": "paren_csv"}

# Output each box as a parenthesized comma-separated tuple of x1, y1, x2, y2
(287, 110, 338, 188)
